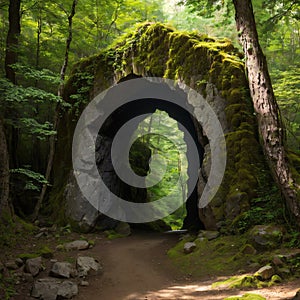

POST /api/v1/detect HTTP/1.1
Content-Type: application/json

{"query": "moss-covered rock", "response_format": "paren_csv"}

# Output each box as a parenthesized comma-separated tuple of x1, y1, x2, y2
(50, 22, 282, 232)
(249, 225, 285, 251)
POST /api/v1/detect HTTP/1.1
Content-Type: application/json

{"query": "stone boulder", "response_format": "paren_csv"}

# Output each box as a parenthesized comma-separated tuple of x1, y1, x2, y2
(115, 222, 131, 237)
(249, 225, 284, 250)
(254, 265, 275, 281)
(31, 278, 78, 300)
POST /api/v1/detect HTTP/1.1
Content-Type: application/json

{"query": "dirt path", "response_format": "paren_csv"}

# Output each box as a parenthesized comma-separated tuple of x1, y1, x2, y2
(74, 231, 300, 300)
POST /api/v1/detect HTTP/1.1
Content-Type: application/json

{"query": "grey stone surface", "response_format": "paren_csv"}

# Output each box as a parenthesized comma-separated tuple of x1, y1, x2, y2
(25, 257, 42, 277)
(57, 281, 78, 299)
(50, 262, 76, 279)
(249, 225, 284, 250)
(31, 278, 60, 300)
(184, 242, 197, 254)
(31, 278, 78, 300)
(76, 256, 102, 277)
(254, 265, 275, 280)
(65, 240, 89, 251)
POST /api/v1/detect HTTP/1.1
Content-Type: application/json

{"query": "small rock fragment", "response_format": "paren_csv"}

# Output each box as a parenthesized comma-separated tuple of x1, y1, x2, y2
(76, 256, 102, 277)
(25, 257, 42, 277)
(80, 280, 89, 286)
(15, 258, 24, 267)
(184, 242, 197, 254)
(65, 240, 89, 251)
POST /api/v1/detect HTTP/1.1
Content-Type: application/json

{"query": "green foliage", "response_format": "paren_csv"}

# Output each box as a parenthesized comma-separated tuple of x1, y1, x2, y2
(134, 110, 188, 229)
(10, 168, 48, 191)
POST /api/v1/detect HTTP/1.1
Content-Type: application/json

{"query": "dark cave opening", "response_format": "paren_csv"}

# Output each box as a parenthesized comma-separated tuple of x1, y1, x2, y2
(95, 76, 205, 231)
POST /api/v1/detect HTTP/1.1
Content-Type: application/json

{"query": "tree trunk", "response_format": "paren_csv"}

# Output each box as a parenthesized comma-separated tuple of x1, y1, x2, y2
(32, 0, 78, 220)
(5, 0, 21, 84)
(0, 118, 12, 220)
(232, 0, 300, 225)
(5, 0, 21, 171)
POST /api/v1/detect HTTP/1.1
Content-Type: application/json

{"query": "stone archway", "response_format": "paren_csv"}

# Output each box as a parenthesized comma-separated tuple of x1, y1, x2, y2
(50, 23, 280, 233)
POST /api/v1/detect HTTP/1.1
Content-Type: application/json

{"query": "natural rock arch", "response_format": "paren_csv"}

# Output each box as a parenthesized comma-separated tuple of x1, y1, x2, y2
(50, 23, 280, 232)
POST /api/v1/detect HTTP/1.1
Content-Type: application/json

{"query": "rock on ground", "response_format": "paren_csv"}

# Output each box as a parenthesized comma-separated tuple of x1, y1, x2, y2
(64, 240, 89, 251)
(254, 265, 275, 280)
(31, 278, 78, 300)
(50, 262, 77, 279)
(76, 256, 102, 277)
(25, 257, 42, 277)
(184, 242, 197, 254)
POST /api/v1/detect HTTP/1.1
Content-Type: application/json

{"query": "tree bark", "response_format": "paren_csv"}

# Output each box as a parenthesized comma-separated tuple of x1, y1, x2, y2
(232, 0, 300, 225)
(0, 118, 12, 220)
(32, 0, 78, 220)
(5, 0, 21, 84)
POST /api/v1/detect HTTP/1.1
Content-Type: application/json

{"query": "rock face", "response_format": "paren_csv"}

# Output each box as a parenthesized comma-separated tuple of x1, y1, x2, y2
(51, 23, 280, 232)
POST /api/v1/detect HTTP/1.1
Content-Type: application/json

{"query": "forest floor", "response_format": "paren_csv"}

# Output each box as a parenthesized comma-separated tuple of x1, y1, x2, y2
(3, 228, 300, 300)
(74, 231, 300, 300)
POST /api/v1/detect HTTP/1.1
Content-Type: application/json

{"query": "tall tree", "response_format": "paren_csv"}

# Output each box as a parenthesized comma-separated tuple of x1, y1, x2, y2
(32, 0, 78, 220)
(0, 118, 12, 220)
(1, 0, 21, 220)
(5, 0, 21, 83)
(232, 0, 300, 226)
(179, 0, 300, 226)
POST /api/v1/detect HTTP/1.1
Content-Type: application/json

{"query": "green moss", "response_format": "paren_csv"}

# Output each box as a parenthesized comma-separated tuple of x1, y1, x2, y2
(18, 253, 40, 260)
(167, 234, 254, 278)
(18, 246, 53, 260)
(104, 230, 127, 240)
(212, 273, 279, 289)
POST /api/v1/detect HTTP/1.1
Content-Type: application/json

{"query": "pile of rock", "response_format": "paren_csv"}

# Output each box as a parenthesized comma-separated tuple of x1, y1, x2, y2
(4, 240, 102, 300)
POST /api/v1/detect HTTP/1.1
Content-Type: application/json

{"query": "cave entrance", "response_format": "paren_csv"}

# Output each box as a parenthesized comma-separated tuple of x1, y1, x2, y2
(133, 109, 188, 230)
(96, 76, 205, 231)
